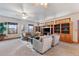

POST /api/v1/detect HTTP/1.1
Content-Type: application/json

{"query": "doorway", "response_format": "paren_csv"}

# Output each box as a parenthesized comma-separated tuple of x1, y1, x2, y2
(28, 24, 34, 33)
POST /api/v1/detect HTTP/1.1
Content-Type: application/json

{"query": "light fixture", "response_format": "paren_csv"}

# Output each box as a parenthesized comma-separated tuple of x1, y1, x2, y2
(40, 3, 44, 5)
(40, 3, 48, 6)
(33, 3, 48, 8)
(22, 16, 27, 19)
(22, 12, 28, 19)
(40, 3, 48, 8)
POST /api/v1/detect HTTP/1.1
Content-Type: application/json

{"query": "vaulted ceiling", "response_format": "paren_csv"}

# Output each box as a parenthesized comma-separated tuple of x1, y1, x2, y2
(0, 3, 79, 22)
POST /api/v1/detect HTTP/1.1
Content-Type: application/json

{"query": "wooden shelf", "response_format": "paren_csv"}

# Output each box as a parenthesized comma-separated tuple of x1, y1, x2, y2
(54, 24, 60, 33)
(61, 23, 70, 34)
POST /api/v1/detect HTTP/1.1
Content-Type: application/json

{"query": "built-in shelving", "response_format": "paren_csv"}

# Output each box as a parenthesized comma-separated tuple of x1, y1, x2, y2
(54, 24, 60, 33)
(61, 23, 70, 34)
(35, 18, 73, 43)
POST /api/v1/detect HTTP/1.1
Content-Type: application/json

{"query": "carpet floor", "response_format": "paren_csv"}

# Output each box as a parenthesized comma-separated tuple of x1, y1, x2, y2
(0, 39, 79, 56)
(0, 39, 41, 56)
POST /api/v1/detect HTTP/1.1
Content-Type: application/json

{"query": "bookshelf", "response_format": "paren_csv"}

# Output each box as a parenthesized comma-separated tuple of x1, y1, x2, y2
(61, 23, 70, 34)
(60, 18, 73, 43)
(54, 24, 60, 33)
(54, 18, 73, 43)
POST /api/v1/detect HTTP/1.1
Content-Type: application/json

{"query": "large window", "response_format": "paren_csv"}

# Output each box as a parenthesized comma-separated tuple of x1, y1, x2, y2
(8, 22, 18, 34)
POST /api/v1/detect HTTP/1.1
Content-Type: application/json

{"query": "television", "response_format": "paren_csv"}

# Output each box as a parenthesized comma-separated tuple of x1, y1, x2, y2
(43, 28, 50, 35)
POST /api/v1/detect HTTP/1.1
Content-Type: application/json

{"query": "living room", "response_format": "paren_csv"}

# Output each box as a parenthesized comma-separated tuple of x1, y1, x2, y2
(1, 3, 79, 57)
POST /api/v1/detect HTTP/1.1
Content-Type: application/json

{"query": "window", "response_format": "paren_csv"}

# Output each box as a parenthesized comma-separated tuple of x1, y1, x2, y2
(8, 22, 18, 34)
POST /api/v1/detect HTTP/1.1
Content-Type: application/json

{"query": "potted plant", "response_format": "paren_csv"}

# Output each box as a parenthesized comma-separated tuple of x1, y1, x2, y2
(0, 23, 6, 41)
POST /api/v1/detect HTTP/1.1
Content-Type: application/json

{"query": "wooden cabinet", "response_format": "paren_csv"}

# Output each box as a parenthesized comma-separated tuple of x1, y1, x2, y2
(54, 18, 73, 43)
(60, 18, 73, 43)
(60, 34, 65, 41)
(66, 34, 73, 42)
(60, 34, 73, 43)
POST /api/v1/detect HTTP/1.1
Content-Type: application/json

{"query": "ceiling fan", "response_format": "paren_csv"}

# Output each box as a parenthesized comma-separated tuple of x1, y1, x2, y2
(16, 4, 35, 19)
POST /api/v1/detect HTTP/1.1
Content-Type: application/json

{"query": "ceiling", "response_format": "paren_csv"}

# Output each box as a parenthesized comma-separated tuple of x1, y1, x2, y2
(0, 3, 79, 22)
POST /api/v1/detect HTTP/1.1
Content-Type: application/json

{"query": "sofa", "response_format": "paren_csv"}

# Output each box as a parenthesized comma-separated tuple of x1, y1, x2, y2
(33, 35, 53, 54)
(52, 34, 60, 46)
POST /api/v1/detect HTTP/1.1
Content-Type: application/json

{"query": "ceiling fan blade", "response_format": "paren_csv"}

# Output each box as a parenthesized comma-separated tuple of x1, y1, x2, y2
(16, 4, 36, 18)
